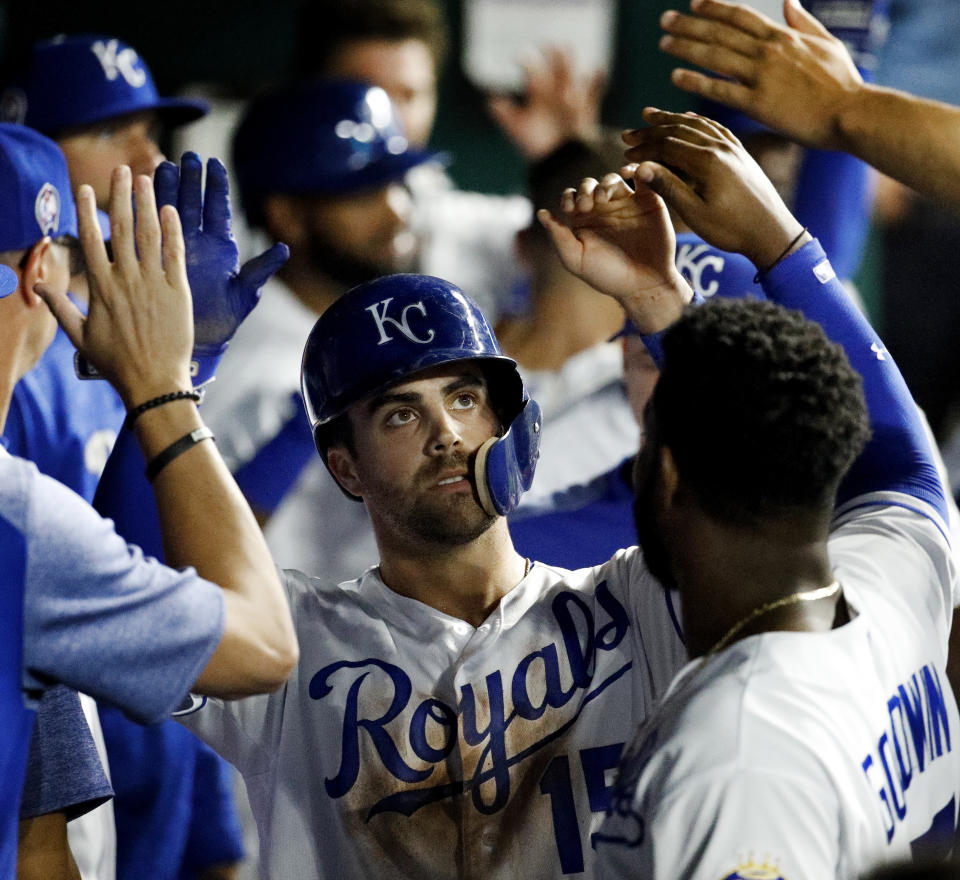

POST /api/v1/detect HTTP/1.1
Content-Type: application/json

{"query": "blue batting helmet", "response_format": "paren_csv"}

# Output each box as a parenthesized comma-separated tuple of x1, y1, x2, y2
(233, 78, 437, 227)
(301, 274, 541, 515)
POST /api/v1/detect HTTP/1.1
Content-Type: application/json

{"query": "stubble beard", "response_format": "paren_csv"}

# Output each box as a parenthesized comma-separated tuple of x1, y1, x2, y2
(386, 453, 497, 547)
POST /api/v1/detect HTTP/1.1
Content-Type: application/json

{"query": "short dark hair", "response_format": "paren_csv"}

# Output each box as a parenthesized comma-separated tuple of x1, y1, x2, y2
(295, 0, 449, 76)
(651, 298, 870, 525)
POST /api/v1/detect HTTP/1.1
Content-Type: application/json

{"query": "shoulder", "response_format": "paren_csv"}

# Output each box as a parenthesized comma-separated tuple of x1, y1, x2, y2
(830, 496, 957, 634)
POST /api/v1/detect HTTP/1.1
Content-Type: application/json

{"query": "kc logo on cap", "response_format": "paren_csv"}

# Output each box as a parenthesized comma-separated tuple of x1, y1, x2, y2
(90, 39, 147, 88)
(35, 183, 61, 236)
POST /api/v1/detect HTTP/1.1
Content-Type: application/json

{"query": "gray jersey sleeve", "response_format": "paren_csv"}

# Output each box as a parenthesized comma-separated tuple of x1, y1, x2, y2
(7, 457, 226, 724)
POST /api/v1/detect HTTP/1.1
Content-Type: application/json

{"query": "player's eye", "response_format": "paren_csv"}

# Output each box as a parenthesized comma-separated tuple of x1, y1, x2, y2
(450, 392, 478, 411)
(385, 407, 417, 427)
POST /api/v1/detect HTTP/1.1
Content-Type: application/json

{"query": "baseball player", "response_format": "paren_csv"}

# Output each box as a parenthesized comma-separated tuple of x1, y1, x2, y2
(3, 34, 206, 209)
(0, 126, 297, 878)
(153, 269, 683, 878)
(538, 109, 960, 877)
(198, 78, 439, 583)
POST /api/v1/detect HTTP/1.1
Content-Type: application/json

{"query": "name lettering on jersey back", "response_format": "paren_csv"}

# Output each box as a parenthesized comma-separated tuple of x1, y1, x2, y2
(366, 297, 436, 345)
(861, 663, 953, 843)
(309, 580, 630, 819)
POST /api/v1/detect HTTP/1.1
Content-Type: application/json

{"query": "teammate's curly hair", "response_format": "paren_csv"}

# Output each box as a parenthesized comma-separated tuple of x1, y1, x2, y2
(651, 297, 870, 525)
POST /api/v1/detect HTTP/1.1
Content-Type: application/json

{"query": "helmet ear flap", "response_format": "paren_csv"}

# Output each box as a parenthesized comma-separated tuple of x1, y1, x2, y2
(472, 396, 542, 517)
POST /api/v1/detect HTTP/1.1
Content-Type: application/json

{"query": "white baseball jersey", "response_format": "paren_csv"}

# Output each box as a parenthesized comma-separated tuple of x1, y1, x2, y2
(595, 493, 960, 880)
(519, 342, 640, 508)
(177, 548, 688, 879)
(200, 275, 380, 580)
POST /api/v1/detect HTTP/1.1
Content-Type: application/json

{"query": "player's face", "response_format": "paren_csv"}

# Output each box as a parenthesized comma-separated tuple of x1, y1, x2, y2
(57, 111, 165, 209)
(339, 364, 500, 545)
(302, 183, 416, 286)
(326, 38, 438, 147)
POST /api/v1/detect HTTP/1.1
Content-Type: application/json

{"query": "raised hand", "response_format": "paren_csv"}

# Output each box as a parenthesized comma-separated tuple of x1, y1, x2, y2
(487, 46, 605, 161)
(537, 171, 691, 333)
(153, 153, 289, 357)
(622, 109, 806, 271)
(657, 0, 862, 151)
(37, 165, 193, 408)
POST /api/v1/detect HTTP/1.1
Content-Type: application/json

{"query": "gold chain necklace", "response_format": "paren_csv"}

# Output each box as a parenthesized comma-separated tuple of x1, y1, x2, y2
(707, 580, 841, 656)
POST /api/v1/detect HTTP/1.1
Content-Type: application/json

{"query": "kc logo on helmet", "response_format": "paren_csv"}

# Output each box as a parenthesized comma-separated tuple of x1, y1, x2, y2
(90, 39, 147, 88)
(35, 183, 61, 236)
(366, 297, 436, 346)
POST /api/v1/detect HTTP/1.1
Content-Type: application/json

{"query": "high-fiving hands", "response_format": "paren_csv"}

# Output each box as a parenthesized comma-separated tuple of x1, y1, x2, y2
(537, 169, 692, 334)
(37, 165, 193, 408)
(153, 152, 288, 359)
(622, 108, 807, 271)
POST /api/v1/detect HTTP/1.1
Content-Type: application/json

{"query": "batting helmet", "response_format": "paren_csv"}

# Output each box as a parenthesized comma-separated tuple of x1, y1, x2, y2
(232, 78, 437, 227)
(301, 274, 541, 516)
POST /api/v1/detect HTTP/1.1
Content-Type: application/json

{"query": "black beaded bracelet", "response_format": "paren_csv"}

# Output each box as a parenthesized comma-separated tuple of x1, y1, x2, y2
(145, 427, 215, 483)
(124, 390, 202, 432)
(753, 227, 808, 284)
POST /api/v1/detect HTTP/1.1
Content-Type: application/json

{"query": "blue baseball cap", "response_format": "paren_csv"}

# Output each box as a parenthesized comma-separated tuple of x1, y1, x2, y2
(1, 34, 207, 135)
(0, 123, 77, 252)
(233, 79, 438, 226)
(0, 265, 17, 297)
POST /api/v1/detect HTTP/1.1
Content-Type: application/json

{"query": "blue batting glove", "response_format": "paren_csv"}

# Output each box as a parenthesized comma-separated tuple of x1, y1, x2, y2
(154, 153, 289, 363)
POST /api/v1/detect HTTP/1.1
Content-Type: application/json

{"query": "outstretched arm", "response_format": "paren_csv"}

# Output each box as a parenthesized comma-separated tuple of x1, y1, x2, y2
(38, 166, 297, 697)
(652, 0, 960, 210)
(621, 108, 946, 519)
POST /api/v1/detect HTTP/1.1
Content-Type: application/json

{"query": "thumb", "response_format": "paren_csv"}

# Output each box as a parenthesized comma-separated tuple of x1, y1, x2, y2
(536, 208, 585, 273)
(783, 0, 831, 37)
(237, 242, 290, 292)
(631, 162, 699, 222)
(34, 281, 86, 349)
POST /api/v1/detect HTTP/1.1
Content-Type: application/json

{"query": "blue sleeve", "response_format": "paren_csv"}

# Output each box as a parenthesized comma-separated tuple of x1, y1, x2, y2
(19, 685, 112, 820)
(793, 0, 888, 279)
(14, 463, 225, 723)
(181, 742, 245, 872)
(231, 392, 315, 516)
(93, 427, 163, 560)
(760, 239, 946, 519)
(793, 149, 873, 280)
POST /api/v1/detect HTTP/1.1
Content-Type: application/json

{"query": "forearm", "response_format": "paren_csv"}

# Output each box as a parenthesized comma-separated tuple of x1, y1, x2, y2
(834, 85, 960, 211)
(761, 239, 946, 516)
(129, 401, 296, 695)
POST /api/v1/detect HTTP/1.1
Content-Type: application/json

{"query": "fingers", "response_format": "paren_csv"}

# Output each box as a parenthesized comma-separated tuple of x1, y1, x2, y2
(536, 208, 583, 273)
(177, 152, 203, 234)
(629, 162, 700, 219)
(159, 204, 188, 292)
(237, 242, 290, 291)
(153, 160, 179, 210)
(34, 280, 86, 348)
(683, 0, 780, 39)
(782, 0, 832, 37)
(76, 184, 112, 284)
(671, 68, 751, 111)
(134, 175, 163, 278)
(107, 166, 137, 270)
(202, 157, 232, 239)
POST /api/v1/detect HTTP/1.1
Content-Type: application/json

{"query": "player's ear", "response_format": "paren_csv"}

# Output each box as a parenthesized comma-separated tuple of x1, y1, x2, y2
(18, 237, 54, 307)
(659, 445, 679, 508)
(327, 446, 363, 498)
(262, 195, 308, 245)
